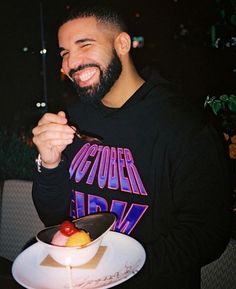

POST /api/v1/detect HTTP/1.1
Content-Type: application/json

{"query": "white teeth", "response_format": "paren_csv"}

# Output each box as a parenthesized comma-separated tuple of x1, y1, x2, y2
(79, 69, 96, 81)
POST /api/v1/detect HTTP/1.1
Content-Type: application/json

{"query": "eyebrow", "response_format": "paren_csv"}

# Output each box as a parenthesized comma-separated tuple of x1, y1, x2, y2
(59, 38, 96, 52)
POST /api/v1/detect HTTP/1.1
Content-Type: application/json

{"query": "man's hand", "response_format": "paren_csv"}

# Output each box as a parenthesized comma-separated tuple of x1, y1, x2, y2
(32, 111, 75, 169)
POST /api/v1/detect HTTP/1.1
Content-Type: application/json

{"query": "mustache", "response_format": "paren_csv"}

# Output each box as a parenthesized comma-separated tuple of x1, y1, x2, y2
(69, 63, 100, 78)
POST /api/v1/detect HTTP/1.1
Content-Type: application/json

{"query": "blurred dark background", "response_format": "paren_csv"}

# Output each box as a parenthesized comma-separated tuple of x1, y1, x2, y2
(1, 0, 236, 240)
(1, 0, 236, 132)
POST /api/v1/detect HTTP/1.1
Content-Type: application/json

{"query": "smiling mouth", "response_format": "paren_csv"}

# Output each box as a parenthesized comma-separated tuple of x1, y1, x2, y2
(72, 67, 99, 87)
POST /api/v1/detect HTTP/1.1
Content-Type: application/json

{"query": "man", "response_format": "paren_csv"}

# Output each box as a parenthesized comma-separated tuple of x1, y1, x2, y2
(32, 1, 232, 288)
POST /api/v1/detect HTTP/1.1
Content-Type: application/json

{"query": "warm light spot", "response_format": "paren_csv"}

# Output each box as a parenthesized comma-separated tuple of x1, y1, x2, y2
(65, 257, 71, 266)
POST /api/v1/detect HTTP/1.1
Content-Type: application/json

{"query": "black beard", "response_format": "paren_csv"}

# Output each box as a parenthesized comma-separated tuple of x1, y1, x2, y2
(71, 49, 122, 104)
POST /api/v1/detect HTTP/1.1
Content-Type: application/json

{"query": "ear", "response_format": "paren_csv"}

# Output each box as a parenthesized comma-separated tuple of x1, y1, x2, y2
(114, 32, 131, 56)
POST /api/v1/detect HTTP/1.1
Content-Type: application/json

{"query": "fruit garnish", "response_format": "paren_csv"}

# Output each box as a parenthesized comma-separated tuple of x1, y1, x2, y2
(66, 231, 91, 247)
(59, 220, 78, 236)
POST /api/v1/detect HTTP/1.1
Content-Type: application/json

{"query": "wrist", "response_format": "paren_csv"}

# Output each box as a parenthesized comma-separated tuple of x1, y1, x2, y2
(35, 154, 62, 172)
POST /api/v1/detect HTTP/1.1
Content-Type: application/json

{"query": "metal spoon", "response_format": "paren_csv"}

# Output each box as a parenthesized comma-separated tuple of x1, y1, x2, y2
(70, 125, 102, 143)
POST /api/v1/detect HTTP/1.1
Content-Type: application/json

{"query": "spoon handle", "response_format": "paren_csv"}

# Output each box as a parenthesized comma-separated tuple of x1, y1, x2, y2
(70, 125, 102, 143)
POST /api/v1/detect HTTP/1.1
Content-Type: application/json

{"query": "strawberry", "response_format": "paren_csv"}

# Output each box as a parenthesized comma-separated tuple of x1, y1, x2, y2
(59, 220, 78, 236)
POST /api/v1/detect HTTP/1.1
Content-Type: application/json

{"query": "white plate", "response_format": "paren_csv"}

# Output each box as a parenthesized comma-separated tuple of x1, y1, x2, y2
(12, 231, 146, 289)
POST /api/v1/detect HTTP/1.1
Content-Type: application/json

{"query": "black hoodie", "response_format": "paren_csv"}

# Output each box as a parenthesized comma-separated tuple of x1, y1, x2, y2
(32, 68, 232, 289)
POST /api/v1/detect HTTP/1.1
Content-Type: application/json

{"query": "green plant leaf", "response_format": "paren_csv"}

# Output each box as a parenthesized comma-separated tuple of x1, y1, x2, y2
(219, 94, 229, 102)
(211, 100, 222, 115)
(228, 95, 236, 112)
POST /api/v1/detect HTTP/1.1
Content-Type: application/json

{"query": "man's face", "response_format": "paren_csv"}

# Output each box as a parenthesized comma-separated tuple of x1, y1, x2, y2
(70, 48, 122, 103)
(58, 17, 122, 103)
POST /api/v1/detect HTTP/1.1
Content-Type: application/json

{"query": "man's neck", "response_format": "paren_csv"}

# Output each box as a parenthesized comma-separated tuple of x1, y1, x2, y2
(102, 66, 145, 108)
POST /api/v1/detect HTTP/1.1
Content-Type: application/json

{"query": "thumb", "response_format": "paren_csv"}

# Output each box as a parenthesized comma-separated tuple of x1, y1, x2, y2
(58, 111, 66, 118)
(57, 111, 68, 124)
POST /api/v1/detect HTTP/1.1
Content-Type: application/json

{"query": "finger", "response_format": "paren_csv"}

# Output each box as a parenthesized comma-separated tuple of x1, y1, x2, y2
(32, 125, 75, 147)
(38, 112, 67, 126)
(33, 130, 74, 144)
(33, 123, 75, 137)
(33, 134, 73, 148)
(45, 138, 74, 147)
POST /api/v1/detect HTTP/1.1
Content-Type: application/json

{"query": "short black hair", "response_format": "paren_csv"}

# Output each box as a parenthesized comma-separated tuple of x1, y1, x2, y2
(60, 0, 128, 33)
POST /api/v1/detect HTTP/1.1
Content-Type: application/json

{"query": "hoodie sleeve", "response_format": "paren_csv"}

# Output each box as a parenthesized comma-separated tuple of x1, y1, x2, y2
(32, 158, 71, 227)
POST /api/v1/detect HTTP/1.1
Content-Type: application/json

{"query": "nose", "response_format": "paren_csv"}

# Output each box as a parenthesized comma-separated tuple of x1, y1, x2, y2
(63, 50, 82, 72)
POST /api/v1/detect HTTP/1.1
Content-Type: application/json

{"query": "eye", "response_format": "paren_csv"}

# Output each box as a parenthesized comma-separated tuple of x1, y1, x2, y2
(81, 43, 91, 48)
(60, 51, 68, 58)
